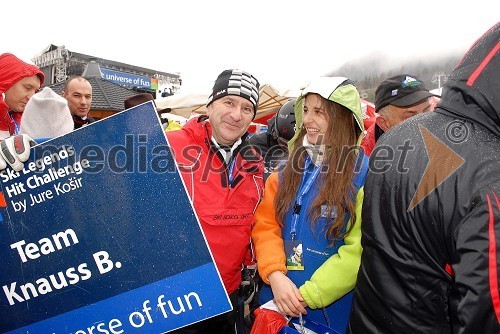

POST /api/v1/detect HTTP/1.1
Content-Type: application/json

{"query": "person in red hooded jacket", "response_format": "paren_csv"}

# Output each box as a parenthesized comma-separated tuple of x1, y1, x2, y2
(0, 53, 45, 140)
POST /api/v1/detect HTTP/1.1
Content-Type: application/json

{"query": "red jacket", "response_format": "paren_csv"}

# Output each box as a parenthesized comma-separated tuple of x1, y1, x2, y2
(360, 122, 377, 156)
(166, 116, 264, 294)
(360, 120, 385, 157)
(0, 53, 45, 136)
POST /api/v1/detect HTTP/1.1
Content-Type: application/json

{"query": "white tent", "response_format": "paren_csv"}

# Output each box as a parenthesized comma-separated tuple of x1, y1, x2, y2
(155, 93, 208, 118)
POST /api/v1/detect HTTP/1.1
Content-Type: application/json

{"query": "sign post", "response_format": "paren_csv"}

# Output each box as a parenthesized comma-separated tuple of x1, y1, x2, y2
(0, 102, 231, 333)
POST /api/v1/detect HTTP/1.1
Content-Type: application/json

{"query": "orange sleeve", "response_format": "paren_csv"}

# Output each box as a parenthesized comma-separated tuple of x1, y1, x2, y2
(252, 172, 287, 283)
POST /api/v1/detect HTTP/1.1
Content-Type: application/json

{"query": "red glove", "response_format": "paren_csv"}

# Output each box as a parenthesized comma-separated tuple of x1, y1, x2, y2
(250, 307, 288, 334)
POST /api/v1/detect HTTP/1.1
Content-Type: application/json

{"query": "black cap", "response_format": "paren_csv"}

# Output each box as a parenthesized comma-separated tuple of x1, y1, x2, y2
(374, 75, 437, 112)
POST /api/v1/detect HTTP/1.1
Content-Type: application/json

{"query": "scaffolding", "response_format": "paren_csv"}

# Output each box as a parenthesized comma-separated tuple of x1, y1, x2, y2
(32, 46, 69, 83)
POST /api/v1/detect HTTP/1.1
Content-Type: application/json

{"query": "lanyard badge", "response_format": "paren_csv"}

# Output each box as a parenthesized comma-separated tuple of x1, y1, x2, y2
(286, 157, 319, 271)
(285, 240, 304, 270)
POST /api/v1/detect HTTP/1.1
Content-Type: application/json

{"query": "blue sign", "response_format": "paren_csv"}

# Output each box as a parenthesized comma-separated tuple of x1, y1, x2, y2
(100, 68, 152, 88)
(0, 102, 231, 333)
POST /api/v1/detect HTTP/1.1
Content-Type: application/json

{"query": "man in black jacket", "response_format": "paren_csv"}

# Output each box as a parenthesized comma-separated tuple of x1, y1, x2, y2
(62, 76, 95, 129)
(349, 23, 500, 333)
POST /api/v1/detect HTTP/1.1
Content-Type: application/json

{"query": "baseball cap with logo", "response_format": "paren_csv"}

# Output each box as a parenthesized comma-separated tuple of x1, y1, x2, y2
(374, 74, 438, 112)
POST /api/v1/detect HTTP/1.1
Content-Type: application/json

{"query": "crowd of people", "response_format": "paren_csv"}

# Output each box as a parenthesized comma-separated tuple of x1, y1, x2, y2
(0, 22, 498, 334)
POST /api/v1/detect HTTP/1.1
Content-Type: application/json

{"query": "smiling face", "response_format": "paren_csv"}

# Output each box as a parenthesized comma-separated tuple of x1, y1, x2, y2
(206, 95, 254, 145)
(4, 75, 42, 113)
(302, 93, 330, 145)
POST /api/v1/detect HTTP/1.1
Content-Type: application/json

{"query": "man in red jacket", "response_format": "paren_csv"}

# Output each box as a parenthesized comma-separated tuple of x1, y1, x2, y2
(0, 53, 45, 170)
(0, 53, 44, 140)
(166, 69, 264, 333)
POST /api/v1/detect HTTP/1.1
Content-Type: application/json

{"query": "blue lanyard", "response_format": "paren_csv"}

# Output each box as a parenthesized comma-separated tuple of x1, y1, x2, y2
(228, 157, 237, 185)
(290, 156, 320, 241)
(9, 113, 20, 134)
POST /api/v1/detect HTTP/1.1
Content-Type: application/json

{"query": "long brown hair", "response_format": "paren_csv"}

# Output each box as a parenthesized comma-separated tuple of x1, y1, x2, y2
(275, 94, 361, 246)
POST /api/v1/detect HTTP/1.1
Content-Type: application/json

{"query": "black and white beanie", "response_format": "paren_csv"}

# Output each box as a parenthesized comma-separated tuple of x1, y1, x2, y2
(207, 69, 260, 116)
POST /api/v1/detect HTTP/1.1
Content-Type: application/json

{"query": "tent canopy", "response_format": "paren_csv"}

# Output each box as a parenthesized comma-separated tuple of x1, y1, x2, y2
(156, 84, 294, 123)
(156, 85, 378, 131)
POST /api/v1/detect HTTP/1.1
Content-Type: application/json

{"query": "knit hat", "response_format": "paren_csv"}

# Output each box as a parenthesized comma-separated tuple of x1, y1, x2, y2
(206, 69, 260, 115)
(19, 87, 74, 140)
(374, 74, 437, 112)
